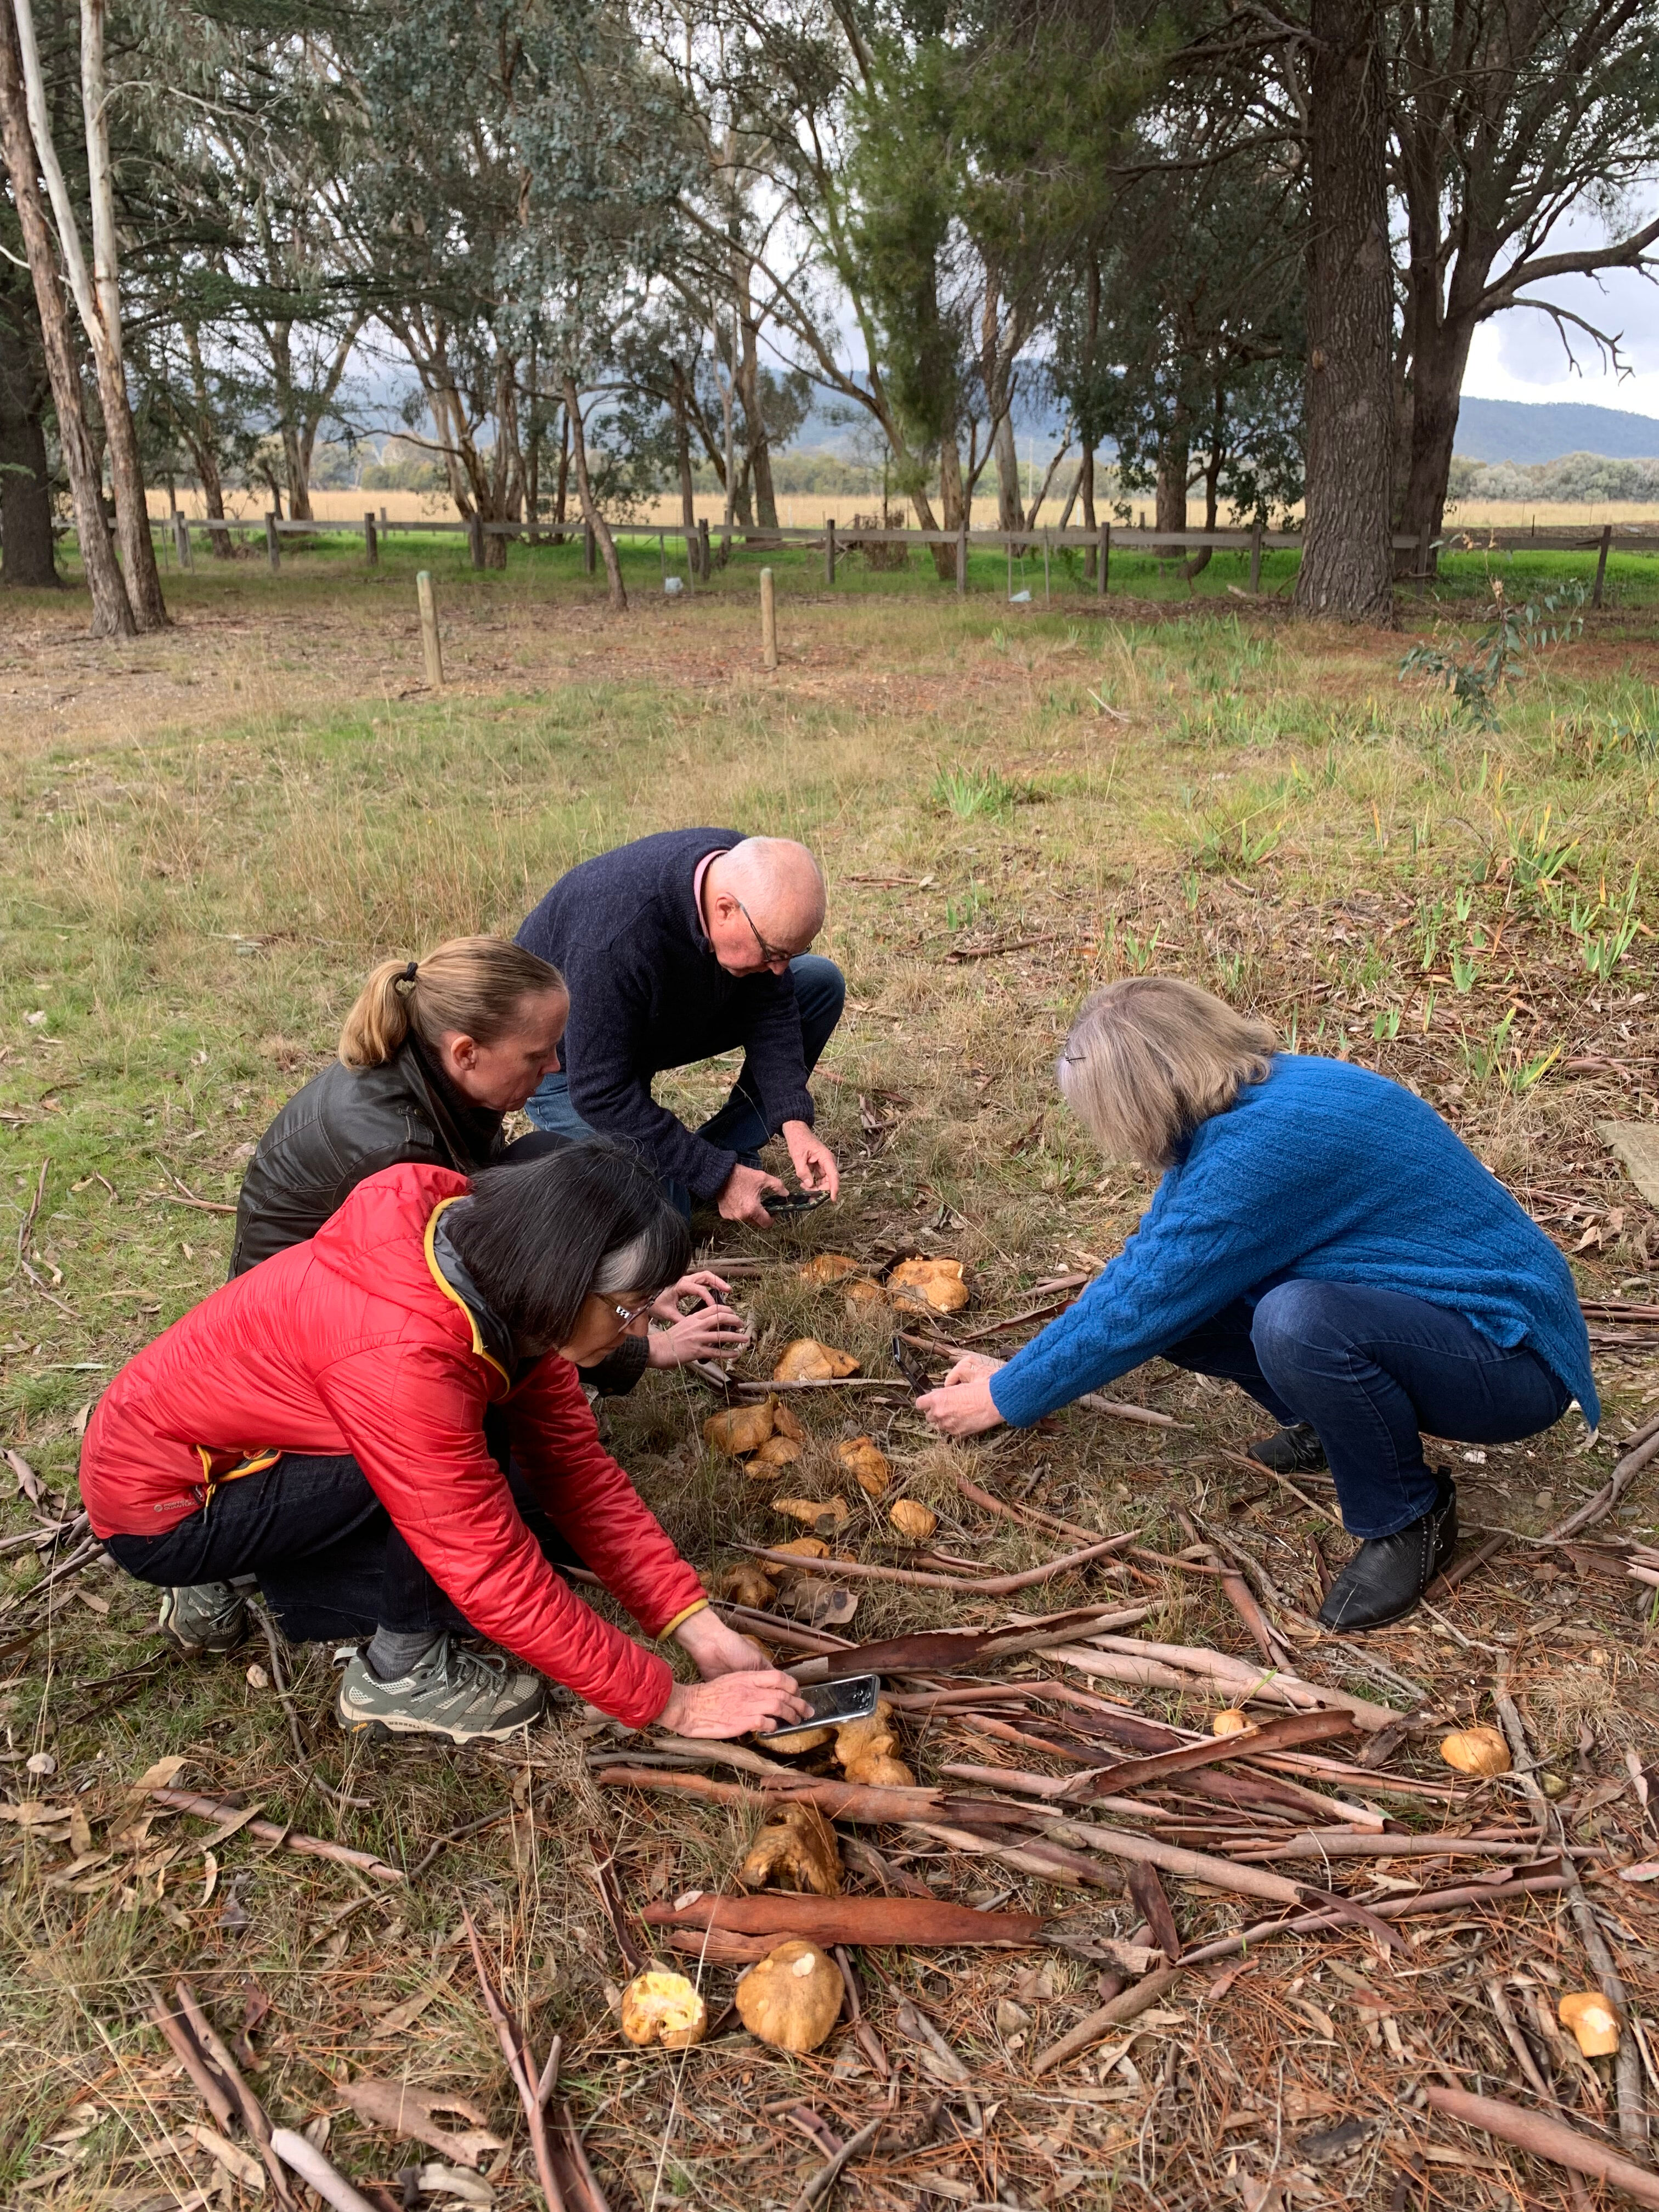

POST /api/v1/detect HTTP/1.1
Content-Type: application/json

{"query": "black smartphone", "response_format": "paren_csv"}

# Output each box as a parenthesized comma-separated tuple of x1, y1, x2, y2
(760, 1672, 880, 1741)
(764, 1190, 830, 1215)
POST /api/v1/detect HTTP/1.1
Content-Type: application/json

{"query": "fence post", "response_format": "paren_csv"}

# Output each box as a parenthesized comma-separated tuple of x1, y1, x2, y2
(1414, 523, 1432, 597)
(265, 512, 280, 572)
(468, 512, 484, 569)
(956, 521, 967, 596)
(825, 518, 836, 586)
(684, 527, 695, 594)
(364, 511, 378, 566)
(1249, 520, 1263, 596)
(1593, 522, 1612, 610)
(698, 517, 711, 580)
(760, 567, 778, 669)
(1098, 521, 1110, 598)
(1043, 529, 1051, 605)
(582, 521, 596, 575)
(173, 512, 192, 571)
(416, 570, 444, 690)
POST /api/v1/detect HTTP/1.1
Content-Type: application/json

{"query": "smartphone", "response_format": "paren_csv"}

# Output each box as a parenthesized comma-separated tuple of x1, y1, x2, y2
(764, 1190, 830, 1215)
(760, 1672, 880, 1741)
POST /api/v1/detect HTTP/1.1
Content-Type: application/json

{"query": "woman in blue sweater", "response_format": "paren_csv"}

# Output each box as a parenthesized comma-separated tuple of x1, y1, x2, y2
(919, 977, 1598, 1630)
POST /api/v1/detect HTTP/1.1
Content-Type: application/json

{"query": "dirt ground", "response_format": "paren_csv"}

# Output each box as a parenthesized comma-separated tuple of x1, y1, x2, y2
(4, 558, 1659, 2212)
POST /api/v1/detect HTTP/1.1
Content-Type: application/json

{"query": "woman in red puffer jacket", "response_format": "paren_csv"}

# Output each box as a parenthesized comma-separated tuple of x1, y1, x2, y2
(82, 1142, 805, 1745)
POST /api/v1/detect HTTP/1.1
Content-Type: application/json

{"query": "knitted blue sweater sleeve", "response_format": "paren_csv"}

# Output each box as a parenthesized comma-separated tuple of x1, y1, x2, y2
(990, 1118, 1305, 1427)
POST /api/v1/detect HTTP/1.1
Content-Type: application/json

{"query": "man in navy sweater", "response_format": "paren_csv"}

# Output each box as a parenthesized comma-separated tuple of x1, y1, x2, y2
(517, 830, 844, 1224)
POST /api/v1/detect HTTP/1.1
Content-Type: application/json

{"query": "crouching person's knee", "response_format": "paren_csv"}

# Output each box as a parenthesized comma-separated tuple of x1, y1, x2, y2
(1250, 1279, 1346, 1388)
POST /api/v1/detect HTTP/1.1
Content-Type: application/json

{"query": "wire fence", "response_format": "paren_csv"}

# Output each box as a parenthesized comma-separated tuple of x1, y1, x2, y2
(98, 506, 1659, 610)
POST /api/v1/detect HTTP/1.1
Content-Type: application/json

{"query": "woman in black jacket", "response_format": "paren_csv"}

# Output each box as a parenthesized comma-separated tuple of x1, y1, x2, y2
(168, 938, 747, 1658)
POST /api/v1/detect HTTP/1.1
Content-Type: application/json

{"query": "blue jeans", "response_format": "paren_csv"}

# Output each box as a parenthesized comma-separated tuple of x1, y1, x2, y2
(1163, 1282, 1571, 1540)
(526, 954, 845, 1212)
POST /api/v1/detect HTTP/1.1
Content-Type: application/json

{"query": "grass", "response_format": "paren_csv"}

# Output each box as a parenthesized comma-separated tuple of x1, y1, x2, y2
(3, 549, 1659, 2209)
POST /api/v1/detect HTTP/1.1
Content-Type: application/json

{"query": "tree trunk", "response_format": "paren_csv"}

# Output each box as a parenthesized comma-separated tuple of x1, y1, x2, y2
(0, 270, 59, 586)
(1395, 314, 1475, 578)
(183, 324, 232, 557)
(736, 314, 780, 538)
(992, 408, 1021, 533)
(1294, 0, 1395, 625)
(672, 361, 696, 537)
(554, 405, 569, 536)
(561, 374, 625, 612)
(1154, 424, 1189, 553)
(66, 0, 166, 626)
(0, 7, 131, 631)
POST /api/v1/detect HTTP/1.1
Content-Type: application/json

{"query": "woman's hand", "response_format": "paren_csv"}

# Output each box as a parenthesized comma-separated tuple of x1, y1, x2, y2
(664, 1609, 810, 1735)
(917, 1352, 1008, 1439)
(653, 1271, 733, 1322)
(646, 1305, 752, 1368)
(658, 1669, 811, 1739)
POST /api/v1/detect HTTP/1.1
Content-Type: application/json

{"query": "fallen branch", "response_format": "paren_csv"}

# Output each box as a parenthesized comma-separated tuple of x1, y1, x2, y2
(737, 1533, 1130, 1595)
(144, 1982, 238, 2135)
(1063, 1709, 1356, 1800)
(150, 1788, 404, 1882)
(594, 1765, 943, 1823)
(1077, 1392, 1182, 1429)
(1423, 2087, 1659, 2209)
(269, 2130, 381, 2212)
(642, 1894, 1046, 1946)
(1077, 1634, 1401, 1731)
(1033, 1874, 1571, 2074)
(461, 1906, 566, 2211)
(788, 1598, 1148, 1684)
(175, 1980, 297, 2209)
(1493, 1657, 1647, 2156)
(790, 2115, 886, 2212)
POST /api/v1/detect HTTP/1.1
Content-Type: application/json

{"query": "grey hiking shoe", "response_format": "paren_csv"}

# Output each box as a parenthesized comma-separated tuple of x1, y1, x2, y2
(159, 1581, 250, 1657)
(335, 1633, 546, 1744)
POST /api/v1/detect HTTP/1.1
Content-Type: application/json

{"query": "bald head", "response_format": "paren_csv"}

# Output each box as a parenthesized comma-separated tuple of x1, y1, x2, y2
(703, 838, 826, 977)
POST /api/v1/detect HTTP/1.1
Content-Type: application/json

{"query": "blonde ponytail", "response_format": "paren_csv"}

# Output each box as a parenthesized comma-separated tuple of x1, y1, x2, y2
(338, 937, 566, 1070)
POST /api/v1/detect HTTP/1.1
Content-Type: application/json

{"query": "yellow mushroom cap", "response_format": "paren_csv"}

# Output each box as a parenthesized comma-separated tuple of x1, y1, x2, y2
(1438, 1726, 1511, 1778)
(1559, 1991, 1621, 2057)
(620, 1968, 708, 2049)
(1210, 1709, 1251, 1737)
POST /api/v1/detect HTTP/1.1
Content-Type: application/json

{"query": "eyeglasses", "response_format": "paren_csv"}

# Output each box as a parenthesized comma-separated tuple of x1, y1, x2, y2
(596, 1295, 654, 1334)
(733, 896, 799, 973)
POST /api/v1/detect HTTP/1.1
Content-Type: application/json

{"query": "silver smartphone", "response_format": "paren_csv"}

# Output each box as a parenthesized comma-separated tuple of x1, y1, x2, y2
(760, 1672, 881, 1741)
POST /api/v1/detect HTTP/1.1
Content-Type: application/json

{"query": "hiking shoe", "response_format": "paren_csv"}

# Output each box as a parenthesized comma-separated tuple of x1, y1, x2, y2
(159, 1581, 249, 1657)
(1248, 1420, 1328, 1475)
(335, 1633, 546, 1744)
(1317, 1474, 1458, 1633)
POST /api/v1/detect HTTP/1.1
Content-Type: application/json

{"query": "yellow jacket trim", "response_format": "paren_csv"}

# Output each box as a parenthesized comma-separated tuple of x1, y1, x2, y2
(659, 1598, 709, 1640)
(424, 1197, 511, 1387)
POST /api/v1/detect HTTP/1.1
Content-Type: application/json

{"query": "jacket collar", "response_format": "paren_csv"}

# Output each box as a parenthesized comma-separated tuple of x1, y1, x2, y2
(400, 1038, 505, 1173)
(424, 1198, 514, 1384)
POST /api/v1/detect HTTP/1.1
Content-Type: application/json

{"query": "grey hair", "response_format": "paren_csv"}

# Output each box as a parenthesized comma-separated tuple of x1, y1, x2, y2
(592, 1229, 676, 1297)
(1057, 976, 1277, 1170)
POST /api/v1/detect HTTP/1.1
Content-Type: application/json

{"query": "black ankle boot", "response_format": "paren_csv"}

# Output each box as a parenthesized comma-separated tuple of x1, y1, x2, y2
(1317, 1474, 1458, 1633)
(1248, 1420, 1327, 1475)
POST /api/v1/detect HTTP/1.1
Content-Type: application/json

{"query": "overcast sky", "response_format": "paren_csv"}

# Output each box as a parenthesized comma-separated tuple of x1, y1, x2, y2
(1461, 221, 1659, 419)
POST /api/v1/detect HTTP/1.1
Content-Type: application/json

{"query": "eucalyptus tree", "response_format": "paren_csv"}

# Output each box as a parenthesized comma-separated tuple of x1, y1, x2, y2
(0, 4, 135, 631)
(0, 219, 57, 584)
(1386, 0, 1659, 566)
(342, 0, 682, 604)
(1051, 136, 1306, 567)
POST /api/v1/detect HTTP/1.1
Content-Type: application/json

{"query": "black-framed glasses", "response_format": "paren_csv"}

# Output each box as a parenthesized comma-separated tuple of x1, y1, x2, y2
(734, 896, 798, 972)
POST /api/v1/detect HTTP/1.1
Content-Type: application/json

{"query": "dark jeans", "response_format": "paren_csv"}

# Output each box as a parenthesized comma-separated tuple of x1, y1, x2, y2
(104, 1451, 579, 1645)
(1163, 1281, 1571, 1540)
(525, 954, 846, 1213)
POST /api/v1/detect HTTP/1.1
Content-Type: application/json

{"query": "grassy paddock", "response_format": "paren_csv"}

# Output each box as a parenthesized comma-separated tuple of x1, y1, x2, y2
(3, 562, 1659, 2208)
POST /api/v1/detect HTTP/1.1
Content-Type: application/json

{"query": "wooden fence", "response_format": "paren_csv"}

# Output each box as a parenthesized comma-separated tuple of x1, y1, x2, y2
(121, 506, 1659, 610)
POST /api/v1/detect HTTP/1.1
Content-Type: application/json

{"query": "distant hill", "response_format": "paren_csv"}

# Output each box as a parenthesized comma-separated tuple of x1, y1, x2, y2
(1454, 397, 1659, 465)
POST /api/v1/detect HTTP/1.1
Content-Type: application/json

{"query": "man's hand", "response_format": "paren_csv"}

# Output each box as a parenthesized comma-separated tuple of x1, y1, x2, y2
(781, 1119, 839, 1198)
(718, 1161, 791, 1224)
(661, 1607, 811, 1737)
(918, 1351, 1008, 1439)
